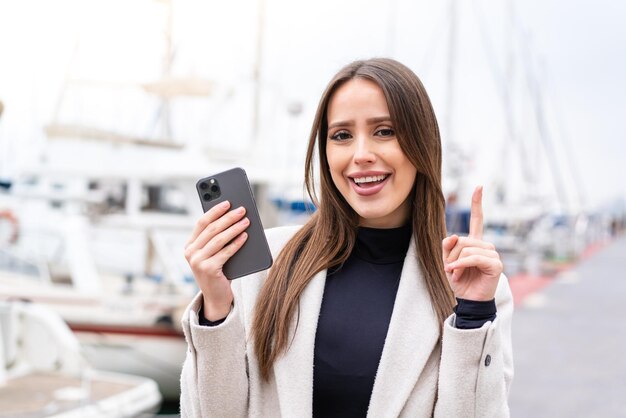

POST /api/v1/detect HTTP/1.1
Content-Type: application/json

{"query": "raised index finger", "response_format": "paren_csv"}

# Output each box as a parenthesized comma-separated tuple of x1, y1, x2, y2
(468, 185, 483, 240)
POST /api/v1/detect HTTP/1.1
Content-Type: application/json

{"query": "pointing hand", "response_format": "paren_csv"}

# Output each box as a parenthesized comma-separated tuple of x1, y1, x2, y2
(442, 186, 503, 301)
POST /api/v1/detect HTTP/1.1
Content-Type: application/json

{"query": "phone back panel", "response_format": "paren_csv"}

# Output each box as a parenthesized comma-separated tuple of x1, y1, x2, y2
(196, 167, 273, 280)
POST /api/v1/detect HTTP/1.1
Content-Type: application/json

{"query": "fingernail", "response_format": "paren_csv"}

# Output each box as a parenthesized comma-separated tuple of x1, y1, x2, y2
(219, 201, 230, 208)
(237, 206, 245, 214)
(239, 217, 249, 225)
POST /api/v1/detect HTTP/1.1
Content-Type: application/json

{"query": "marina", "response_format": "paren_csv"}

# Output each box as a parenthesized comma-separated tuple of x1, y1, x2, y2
(1, 0, 625, 416)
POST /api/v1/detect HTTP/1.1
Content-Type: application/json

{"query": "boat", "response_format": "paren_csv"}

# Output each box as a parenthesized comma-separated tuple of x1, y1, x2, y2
(0, 178, 196, 400)
(0, 299, 162, 417)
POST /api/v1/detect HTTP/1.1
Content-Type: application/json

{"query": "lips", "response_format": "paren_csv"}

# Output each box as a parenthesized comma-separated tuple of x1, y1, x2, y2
(348, 173, 391, 196)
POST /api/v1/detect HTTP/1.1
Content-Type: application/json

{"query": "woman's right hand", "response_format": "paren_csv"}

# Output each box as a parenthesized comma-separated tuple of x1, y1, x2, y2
(184, 200, 250, 321)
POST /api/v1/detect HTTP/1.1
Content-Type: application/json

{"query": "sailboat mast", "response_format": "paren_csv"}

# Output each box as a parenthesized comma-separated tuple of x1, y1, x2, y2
(0, 100, 4, 178)
(252, 0, 266, 145)
(161, 0, 174, 141)
(445, 0, 457, 149)
(444, 0, 461, 186)
(385, 0, 398, 56)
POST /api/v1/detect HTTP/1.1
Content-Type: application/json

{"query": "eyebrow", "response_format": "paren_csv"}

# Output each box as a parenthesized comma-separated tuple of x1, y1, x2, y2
(327, 116, 392, 130)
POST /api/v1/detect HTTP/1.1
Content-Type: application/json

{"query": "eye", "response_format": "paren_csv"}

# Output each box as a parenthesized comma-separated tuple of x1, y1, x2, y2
(375, 127, 395, 138)
(329, 130, 351, 141)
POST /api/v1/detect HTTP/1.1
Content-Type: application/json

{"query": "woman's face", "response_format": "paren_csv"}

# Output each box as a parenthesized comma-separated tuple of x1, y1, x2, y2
(325, 78, 417, 228)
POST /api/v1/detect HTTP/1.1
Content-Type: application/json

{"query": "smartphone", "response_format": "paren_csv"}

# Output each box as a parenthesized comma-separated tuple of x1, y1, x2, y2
(196, 167, 273, 280)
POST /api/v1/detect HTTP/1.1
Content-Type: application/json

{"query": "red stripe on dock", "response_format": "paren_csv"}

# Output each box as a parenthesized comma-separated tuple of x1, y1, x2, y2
(508, 239, 612, 306)
(508, 274, 553, 306)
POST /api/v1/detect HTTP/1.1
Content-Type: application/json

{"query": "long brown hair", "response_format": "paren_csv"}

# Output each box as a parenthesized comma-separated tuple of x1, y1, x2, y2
(252, 58, 455, 380)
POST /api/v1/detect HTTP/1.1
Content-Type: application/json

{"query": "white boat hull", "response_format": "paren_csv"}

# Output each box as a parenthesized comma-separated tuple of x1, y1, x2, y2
(73, 326, 186, 401)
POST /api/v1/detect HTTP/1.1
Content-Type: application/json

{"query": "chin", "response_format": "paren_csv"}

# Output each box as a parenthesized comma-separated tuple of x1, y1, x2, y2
(356, 211, 396, 228)
(352, 201, 410, 228)
(353, 206, 385, 220)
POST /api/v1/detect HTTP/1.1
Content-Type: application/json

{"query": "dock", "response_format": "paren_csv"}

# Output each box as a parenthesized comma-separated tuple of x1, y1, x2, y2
(509, 235, 626, 417)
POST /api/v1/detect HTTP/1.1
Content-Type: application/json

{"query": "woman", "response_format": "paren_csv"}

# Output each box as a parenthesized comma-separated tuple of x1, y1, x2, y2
(181, 58, 513, 417)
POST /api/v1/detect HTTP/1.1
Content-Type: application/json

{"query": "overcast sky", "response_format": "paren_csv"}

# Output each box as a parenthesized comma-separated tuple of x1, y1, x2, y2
(0, 0, 624, 212)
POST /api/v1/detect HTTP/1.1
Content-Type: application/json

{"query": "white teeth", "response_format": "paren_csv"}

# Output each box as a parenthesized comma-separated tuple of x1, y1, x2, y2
(353, 174, 388, 184)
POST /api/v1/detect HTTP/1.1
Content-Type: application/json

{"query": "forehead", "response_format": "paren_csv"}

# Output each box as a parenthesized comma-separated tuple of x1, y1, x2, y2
(327, 78, 390, 122)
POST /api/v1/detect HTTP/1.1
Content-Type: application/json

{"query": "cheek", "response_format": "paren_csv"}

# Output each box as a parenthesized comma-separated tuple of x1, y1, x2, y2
(396, 157, 418, 188)
(402, 161, 417, 181)
(328, 167, 347, 193)
(326, 147, 347, 175)
(325, 150, 343, 189)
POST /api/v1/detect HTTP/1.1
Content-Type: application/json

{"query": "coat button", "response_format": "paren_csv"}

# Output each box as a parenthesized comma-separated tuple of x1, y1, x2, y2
(485, 355, 491, 367)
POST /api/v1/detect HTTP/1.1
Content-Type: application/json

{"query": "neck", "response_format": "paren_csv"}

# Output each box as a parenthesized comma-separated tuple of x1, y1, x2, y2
(353, 223, 412, 264)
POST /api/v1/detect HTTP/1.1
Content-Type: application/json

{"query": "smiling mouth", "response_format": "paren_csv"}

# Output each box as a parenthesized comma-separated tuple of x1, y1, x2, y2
(350, 174, 390, 188)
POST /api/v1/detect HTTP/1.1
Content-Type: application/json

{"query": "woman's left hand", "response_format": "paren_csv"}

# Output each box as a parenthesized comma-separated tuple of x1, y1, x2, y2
(442, 186, 503, 301)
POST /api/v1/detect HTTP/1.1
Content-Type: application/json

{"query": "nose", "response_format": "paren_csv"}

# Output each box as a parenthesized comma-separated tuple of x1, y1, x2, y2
(353, 137, 376, 165)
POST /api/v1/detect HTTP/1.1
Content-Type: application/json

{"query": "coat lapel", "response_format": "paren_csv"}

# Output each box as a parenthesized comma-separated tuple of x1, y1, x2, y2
(272, 268, 326, 417)
(367, 238, 441, 417)
(270, 237, 440, 417)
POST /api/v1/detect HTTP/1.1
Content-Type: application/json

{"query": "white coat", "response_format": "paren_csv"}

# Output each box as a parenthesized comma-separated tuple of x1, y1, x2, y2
(180, 225, 514, 417)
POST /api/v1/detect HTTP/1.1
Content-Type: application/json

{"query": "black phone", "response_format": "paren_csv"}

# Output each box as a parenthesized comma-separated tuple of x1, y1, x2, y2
(196, 167, 273, 280)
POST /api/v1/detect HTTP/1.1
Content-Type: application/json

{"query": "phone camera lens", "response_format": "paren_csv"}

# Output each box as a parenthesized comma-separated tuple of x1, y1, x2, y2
(200, 182, 208, 190)
(203, 193, 210, 200)
(210, 185, 219, 193)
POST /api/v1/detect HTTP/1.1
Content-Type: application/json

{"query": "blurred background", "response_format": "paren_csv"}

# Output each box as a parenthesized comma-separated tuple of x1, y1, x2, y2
(0, 0, 624, 416)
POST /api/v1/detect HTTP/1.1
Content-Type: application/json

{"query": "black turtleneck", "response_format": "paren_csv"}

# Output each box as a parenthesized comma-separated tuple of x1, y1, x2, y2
(313, 224, 412, 418)
(311, 225, 497, 417)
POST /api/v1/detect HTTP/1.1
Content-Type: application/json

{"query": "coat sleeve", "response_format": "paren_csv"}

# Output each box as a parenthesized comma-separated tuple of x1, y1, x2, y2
(180, 284, 249, 418)
(434, 274, 514, 418)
